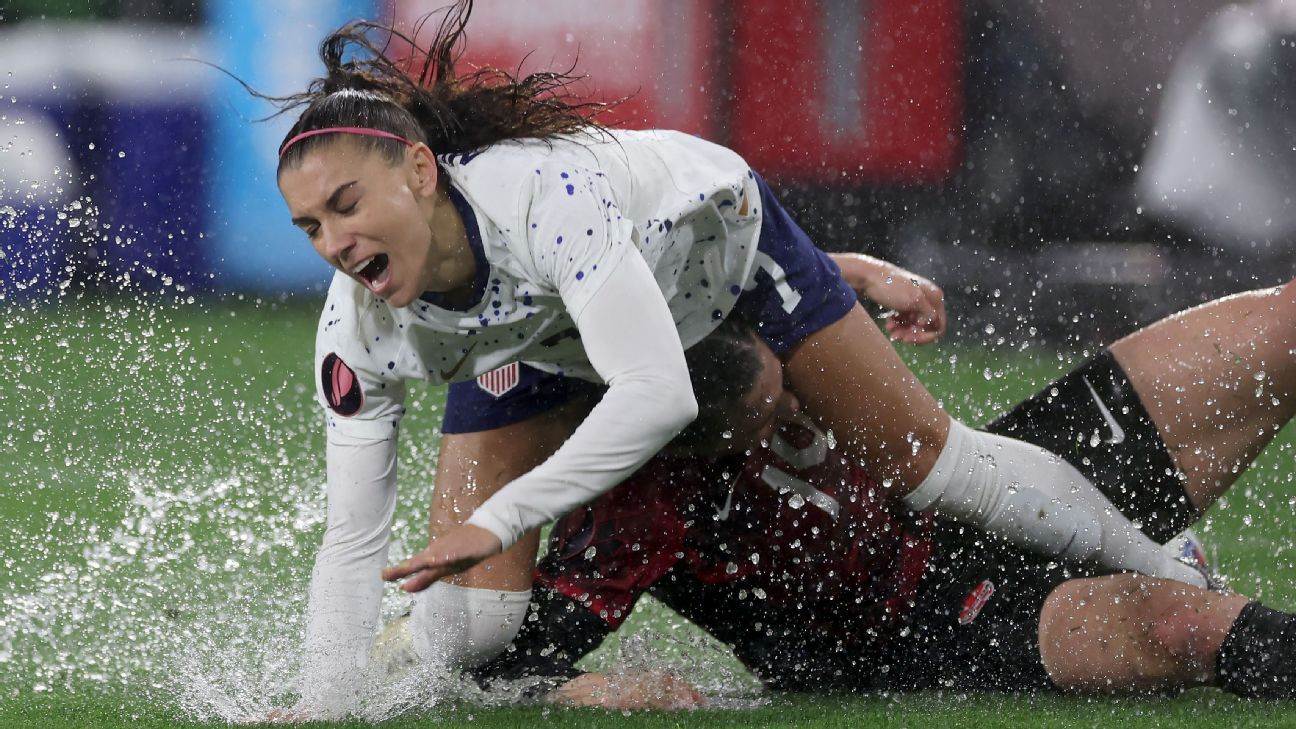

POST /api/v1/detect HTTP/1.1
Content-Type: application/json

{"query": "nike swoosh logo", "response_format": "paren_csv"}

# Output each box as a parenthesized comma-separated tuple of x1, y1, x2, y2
(1082, 377, 1126, 445)
(715, 472, 741, 521)
(438, 342, 478, 381)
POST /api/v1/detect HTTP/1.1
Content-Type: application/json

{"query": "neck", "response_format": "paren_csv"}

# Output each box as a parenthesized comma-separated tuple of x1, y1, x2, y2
(426, 180, 477, 301)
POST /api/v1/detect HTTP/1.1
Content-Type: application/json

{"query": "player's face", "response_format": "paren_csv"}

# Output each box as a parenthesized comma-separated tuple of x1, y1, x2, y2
(278, 138, 461, 308)
(728, 339, 799, 450)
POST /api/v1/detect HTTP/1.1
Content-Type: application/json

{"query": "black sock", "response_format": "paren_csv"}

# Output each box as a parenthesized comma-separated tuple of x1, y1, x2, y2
(1216, 601, 1296, 699)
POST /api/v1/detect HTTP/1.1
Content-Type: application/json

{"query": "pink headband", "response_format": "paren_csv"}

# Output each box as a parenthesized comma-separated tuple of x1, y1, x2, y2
(279, 127, 415, 158)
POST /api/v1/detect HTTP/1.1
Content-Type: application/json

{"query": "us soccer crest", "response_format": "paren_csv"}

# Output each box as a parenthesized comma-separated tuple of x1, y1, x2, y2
(477, 362, 520, 397)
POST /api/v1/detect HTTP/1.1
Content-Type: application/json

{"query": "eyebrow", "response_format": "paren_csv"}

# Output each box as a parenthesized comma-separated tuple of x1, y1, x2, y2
(291, 181, 357, 227)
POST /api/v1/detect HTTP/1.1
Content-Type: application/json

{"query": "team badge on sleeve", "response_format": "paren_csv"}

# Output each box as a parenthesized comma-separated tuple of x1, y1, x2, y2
(477, 362, 520, 397)
(321, 352, 364, 416)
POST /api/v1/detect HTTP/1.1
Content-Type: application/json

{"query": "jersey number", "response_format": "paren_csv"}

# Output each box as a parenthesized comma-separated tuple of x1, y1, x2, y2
(759, 417, 840, 519)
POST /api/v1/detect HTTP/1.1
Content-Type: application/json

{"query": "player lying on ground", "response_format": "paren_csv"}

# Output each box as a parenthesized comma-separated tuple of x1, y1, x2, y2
(462, 282, 1296, 706)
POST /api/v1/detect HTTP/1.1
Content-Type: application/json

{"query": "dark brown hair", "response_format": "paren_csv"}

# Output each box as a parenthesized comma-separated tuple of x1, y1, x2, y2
(671, 317, 767, 453)
(267, 0, 609, 172)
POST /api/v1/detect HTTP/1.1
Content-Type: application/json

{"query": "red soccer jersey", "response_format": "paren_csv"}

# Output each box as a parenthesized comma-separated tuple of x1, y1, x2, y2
(535, 415, 934, 688)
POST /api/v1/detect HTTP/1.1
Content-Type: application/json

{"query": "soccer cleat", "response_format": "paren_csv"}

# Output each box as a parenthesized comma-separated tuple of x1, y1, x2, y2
(1166, 528, 1229, 591)
(368, 613, 419, 681)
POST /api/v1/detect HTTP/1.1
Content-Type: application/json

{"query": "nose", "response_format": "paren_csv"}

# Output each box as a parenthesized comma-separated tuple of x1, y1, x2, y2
(776, 391, 800, 420)
(318, 224, 354, 265)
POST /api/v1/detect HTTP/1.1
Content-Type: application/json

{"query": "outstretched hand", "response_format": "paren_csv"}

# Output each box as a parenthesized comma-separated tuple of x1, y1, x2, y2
(381, 523, 503, 592)
(551, 671, 705, 710)
(830, 252, 947, 344)
(247, 706, 310, 724)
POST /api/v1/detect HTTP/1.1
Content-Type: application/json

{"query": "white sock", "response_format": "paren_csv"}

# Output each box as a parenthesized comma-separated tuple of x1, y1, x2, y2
(904, 419, 1205, 587)
(409, 582, 532, 671)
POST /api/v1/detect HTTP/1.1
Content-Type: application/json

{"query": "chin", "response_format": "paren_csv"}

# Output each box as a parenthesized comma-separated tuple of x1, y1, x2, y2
(384, 290, 417, 308)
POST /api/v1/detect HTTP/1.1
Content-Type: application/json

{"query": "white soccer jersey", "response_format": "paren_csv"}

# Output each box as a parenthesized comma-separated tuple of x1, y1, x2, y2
(301, 130, 775, 712)
(314, 129, 763, 438)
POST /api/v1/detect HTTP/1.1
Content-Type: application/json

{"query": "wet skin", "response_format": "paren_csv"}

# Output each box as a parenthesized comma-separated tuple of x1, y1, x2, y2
(277, 138, 475, 309)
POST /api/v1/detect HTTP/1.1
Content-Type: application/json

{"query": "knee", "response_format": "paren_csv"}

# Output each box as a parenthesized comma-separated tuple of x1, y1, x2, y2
(410, 582, 531, 669)
(1279, 277, 1296, 309)
(1266, 278, 1296, 342)
(1148, 600, 1218, 670)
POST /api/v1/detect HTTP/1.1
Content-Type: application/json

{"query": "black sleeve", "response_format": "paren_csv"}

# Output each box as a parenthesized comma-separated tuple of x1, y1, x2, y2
(469, 583, 614, 699)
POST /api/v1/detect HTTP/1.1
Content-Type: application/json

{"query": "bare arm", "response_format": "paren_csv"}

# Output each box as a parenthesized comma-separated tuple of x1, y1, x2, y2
(548, 671, 705, 710)
(830, 252, 946, 344)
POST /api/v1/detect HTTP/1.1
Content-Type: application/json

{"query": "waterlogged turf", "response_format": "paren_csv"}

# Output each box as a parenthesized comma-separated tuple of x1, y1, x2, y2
(6, 692, 1296, 728)
(1, 297, 1293, 728)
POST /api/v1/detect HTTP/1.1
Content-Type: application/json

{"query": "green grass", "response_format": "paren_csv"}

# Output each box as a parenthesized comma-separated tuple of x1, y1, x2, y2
(1, 297, 1293, 728)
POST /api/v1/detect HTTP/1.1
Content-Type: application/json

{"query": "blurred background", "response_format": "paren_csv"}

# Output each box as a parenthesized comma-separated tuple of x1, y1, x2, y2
(2, 0, 1294, 345)
(3, 5, 1295, 718)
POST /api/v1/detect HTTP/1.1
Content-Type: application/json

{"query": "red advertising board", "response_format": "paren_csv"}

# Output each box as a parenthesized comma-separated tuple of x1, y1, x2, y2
(729, 0, 963, 183)
(390, 0, 961, 183)
(391, 0, 720, 136)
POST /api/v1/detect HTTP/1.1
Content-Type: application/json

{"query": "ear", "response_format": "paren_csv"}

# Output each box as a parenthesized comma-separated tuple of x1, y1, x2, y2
(408, 143, 440, 197)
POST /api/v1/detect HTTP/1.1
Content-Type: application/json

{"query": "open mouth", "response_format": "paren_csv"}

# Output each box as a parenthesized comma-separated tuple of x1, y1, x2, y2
(351, 254, 391, 291)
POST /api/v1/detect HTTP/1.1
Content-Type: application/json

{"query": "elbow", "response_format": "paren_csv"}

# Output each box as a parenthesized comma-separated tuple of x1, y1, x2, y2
(665, 369, 698, 432)
(676, 384, 699, 428)
(620, 366, 697, 434)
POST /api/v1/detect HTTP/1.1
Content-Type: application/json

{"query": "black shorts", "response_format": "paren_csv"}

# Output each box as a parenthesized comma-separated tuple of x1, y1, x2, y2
(876, 350, 1197, 692)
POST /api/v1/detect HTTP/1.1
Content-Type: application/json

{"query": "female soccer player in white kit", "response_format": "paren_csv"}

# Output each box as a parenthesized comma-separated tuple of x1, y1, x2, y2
(266, 2, 1205, 717)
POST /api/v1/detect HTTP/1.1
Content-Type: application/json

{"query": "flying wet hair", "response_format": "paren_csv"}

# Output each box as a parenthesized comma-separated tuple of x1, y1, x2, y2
(251, 0, 611, 173)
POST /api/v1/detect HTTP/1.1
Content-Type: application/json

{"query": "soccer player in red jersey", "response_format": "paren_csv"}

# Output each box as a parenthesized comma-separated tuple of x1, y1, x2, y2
(465, 280, 1296, 706)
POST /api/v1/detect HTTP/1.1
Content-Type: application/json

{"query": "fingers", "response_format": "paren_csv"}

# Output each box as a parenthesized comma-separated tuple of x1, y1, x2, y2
(383, 524, 505, 592)
(398, 564, 453, 593)
(381, 554, 456, 592)
(380, 557, 424, 583)
(885, 306, 944, 344)
(925, 286, 948, 337)
(258, 708, 309, 724)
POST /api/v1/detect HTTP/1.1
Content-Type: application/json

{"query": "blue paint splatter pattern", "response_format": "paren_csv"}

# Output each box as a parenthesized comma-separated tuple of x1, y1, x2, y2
(314, 130, 766, 436)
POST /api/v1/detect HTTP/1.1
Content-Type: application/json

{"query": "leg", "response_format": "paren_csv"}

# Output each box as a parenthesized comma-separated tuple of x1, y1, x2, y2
(430, 403, 586, 591)
(748, 185, 1133, 566)
(1039, 573, 1248, 692)
(785, 305, 1201, 583)
(1111, 278, 1296, 510)
(404, 405, 586, 670)
(782, 304, 949, 490)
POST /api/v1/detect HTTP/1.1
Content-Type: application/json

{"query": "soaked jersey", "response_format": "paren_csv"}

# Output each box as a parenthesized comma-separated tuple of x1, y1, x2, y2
(314, 129, 766, 438)
(486, 415, 935, 691)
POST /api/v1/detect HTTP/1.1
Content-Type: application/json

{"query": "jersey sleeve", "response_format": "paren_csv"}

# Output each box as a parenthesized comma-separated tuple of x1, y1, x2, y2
(298, 428, 399, 717)
(314, 289, 408, 440)
(520, 162, 637, 320)
(463, 251, 698, 548)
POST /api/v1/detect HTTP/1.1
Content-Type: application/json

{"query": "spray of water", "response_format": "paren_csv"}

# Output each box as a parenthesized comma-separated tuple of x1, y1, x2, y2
(0, 289, 759, 721)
